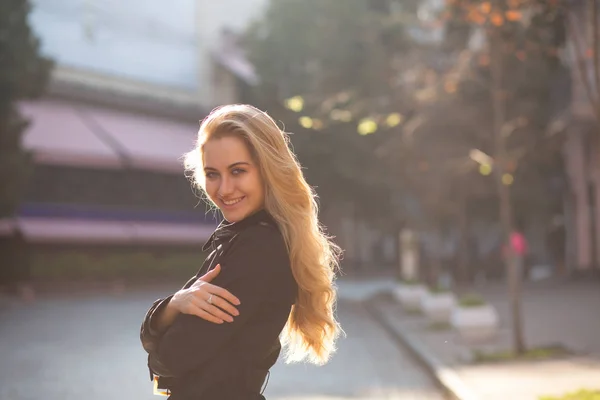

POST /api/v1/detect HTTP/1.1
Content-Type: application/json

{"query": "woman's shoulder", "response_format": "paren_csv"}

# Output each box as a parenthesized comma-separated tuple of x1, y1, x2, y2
(223, 218, 297, 299)
(233, 219, 288, 261)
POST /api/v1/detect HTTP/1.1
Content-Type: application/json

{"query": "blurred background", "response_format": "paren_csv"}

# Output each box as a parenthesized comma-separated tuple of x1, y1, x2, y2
(0, 1, 599, 399)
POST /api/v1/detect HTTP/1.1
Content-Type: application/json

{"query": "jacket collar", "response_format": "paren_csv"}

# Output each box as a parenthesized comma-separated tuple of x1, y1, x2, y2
(202, 209, 273, 251)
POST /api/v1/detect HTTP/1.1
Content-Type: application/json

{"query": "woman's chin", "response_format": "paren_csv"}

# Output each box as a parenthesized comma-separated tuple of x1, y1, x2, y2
(221, 206, 260, 223)
(221, 208, 246, 223)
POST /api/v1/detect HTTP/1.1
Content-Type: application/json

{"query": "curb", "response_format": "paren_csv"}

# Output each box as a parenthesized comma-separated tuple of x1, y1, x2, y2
(364, 297, 480, 400)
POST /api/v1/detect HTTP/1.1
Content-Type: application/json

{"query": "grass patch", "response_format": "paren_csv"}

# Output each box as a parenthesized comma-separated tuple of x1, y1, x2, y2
(474, 345, 572, 364)
(428, 322, 451, 331)
(404, 307, 422, 315)
(538, 389, 600, 400)
(457, 293, 486, 308)
(430, 286, 451, 294)
(400, 279, 421, 286)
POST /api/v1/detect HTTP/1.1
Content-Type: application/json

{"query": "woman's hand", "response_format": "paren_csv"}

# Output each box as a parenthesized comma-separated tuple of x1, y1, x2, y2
(170, 264, 241, 324)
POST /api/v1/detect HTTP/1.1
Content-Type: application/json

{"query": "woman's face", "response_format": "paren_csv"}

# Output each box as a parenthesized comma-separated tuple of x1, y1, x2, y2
(203, 136, 265, 223)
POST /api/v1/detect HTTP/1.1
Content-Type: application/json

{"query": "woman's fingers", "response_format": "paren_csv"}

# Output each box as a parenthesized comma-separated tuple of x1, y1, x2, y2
(203, 299, 235, 323)
(186, 292, 236, 323)
(206, 293, 240, 318)
(208, 284, 241, 306)
(192, 282, 240, 310)
(195, 307, 225, 324)
(191, 294, 235, 323)
(188, 297, 224, 324)
(188, 267, 241, 322)
(199, 264, 221, 283)
(196, 266, 241, 306)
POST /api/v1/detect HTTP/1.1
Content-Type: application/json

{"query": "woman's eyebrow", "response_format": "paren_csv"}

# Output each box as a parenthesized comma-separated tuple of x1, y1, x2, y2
(204, 161, 251, 171)
(228, 161, 251, 168)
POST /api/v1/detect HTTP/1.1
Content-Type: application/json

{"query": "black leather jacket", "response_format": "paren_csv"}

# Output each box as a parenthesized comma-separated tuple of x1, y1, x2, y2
(140, 210, 297, 399)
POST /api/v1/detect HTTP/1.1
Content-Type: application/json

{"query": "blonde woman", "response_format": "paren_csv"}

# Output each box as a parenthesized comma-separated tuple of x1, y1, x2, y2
(140, 104, 341, 399)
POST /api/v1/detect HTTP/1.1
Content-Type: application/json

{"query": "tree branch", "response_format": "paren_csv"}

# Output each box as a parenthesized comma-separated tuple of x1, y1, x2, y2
(567, 5, 600, 122)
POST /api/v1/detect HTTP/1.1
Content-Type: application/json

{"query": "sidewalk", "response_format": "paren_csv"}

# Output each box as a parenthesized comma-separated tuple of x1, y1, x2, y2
(3, 276, 599, 400)
(368, 280, 600, 400)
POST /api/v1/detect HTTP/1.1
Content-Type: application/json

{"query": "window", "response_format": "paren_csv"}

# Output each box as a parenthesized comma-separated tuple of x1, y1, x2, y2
(25, 165, 208, 213)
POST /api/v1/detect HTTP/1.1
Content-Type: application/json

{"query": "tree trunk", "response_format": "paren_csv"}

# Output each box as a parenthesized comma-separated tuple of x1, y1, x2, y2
(428, 223, 443, 287)
(490, 29, 526, 355)
(456, 193, 470, 285)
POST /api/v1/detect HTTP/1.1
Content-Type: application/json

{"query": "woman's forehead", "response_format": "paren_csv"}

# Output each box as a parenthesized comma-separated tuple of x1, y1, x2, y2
(203, 137, 253, 169)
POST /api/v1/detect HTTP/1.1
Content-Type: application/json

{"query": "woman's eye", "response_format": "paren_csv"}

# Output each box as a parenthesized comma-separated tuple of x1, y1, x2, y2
(231, 168, 246, 175)
(205, 172, 218, 179)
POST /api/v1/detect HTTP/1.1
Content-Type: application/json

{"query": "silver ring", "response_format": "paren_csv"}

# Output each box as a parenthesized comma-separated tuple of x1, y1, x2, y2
(207, 294, 213, 305)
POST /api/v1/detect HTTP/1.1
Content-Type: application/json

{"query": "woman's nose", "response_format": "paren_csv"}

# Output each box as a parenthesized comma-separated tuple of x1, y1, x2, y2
(218, 176, 234, 197)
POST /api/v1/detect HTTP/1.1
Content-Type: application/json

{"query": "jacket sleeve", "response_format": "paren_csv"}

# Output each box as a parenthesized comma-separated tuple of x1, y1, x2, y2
(149, 225, 290, 378)
(140, 274, 198, 354)
(140, 295, 174, 354)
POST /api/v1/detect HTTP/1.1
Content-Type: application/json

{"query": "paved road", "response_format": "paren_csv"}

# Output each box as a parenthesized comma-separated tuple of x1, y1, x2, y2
(266, 301, 446, 400)
(0, 285, 444, 400)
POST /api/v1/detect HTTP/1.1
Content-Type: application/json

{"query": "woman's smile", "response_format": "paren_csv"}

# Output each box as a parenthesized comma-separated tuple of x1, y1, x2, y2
(220, 196, 246, 208)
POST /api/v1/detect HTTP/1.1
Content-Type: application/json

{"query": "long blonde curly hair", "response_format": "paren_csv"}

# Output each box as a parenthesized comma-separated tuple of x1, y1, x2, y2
(184, 104, 342, 365)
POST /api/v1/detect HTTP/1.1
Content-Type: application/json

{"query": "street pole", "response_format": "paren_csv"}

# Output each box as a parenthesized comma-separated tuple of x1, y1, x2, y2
(490, 27, 526, 355)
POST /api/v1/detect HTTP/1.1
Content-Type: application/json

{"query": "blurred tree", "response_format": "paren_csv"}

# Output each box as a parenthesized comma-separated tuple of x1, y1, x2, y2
(0, 0, 53, 219)
(244, 0, 567, 283)
(370, 0, 567, 287)
(414, 0, 567, 209)
(430, 0, 567, 354)
(244, 0, 417, 226)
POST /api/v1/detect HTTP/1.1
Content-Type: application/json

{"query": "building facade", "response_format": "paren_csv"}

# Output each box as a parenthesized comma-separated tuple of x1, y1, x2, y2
(1, 0, 267, 280)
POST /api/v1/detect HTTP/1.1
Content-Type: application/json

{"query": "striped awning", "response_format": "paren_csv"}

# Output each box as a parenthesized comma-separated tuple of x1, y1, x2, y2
(21, 98, 199, 173)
